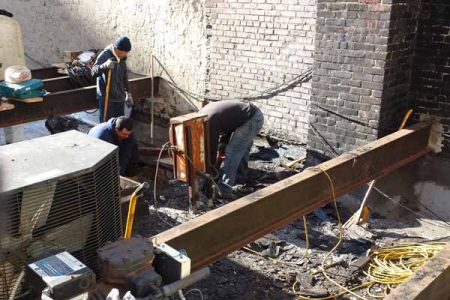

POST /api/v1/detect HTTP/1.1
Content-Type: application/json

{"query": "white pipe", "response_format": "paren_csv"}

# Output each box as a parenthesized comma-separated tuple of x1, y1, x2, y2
(178, 290, 186, 300)
(150, 53, 154, 145)
(162, 268, 210, 297)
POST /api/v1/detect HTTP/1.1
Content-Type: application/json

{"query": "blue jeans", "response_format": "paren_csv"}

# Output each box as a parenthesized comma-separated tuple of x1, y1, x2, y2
(218, 110, 264, 195)
(98, 96, 125, 123)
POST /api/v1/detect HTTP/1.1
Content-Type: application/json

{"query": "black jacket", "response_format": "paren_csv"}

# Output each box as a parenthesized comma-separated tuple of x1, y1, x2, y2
(91, 45, 130, 103)
(199, 100, 259, 165)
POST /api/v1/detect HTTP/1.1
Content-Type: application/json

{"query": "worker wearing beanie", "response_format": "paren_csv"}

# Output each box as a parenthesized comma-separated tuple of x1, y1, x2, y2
(92, 36, 133, 122)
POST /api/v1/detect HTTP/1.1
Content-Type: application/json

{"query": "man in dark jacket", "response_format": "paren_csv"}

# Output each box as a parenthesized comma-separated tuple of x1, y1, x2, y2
(92, 36, 133, 123)
(200, 100, 264, 198)
(88, 116, 138, 177)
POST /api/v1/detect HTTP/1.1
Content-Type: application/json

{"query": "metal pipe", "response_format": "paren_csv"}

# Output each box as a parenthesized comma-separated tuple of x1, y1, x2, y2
(151, 53, 154, 145)
(177, 290, 186, 300)
(162, 268, 210, 297)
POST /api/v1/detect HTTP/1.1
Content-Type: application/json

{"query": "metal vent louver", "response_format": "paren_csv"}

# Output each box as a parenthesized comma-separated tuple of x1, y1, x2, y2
(0, 131, 122, 299)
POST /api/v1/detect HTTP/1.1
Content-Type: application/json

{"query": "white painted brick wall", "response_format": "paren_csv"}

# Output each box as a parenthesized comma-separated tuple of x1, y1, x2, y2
(206, 0, 317, 143)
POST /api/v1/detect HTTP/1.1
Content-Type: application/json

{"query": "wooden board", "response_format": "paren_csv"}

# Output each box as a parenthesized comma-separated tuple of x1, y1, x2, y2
(8, 96, 43, 103)
(0, 102, 15, 111)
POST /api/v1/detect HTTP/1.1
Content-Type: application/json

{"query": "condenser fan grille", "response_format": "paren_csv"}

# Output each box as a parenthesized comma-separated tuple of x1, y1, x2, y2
(0, 141, 122, 298)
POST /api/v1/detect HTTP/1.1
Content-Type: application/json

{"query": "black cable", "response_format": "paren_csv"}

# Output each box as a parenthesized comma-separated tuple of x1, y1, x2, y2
(25, 53, 49, 67)
(309, 121, 450, 231)
(84, 109, 98, 114)
(309, 103, 370, 127)
(309, 122, 340, 156)
(153, 55, 313, 104)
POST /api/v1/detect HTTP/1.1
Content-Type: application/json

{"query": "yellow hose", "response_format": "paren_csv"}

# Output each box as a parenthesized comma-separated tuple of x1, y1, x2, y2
(124, 182, 149, 238)
(124, 192, 139, 239)
(399, 109, 413, 130)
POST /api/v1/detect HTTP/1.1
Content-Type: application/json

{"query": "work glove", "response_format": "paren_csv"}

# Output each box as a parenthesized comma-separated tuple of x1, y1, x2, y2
(102, 58, 116, 70)
(125, 92, 133, 107)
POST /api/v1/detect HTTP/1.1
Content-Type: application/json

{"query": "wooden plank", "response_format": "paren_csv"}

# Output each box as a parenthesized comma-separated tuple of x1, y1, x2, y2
(8, 97, 43, 103)
(0, 102, 15, 112)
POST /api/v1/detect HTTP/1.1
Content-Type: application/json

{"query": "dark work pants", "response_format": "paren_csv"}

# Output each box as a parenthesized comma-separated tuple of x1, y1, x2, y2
(124, 142, 139, 177)
(98, 96, 125, 123)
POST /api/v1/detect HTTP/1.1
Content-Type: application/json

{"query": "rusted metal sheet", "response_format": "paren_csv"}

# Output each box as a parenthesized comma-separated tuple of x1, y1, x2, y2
(0, 77, 158, 128)
(154, 122, 434, 271)
(31, 67, 62, 79)
(385, 243, 450, 300)
(170, 113, 209, 208)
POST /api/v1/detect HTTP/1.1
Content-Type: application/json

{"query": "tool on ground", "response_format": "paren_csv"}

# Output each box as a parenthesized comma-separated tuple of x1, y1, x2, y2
(124, 181, 151, 238)
(26, 251, 95, 299)
(344, 109, 414, 228)
(103, 67, 113, 122)
(287, 156, 306, 169)
(0, 78, 46, 99)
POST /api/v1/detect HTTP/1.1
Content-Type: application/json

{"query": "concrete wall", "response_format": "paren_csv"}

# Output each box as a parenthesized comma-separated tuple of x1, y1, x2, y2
(205, 0, 317, 142)
(2, 0, 207, 114)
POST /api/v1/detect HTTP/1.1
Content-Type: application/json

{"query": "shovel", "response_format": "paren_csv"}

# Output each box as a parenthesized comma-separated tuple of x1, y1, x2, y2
(344, 109, 413, 228)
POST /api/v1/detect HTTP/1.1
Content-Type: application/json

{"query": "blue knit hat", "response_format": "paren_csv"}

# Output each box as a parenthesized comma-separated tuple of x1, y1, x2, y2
(114, 36, 132, 52)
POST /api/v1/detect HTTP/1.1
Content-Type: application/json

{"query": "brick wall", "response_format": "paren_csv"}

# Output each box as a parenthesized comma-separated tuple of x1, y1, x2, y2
(412, 0, 450, 159)
(308, 1, 392, 157)
(379, 0, 421, 135)
(205, 0, 317, 142)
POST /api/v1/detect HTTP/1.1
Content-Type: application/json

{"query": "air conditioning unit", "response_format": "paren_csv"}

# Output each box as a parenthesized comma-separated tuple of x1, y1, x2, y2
(0, 130, 122, 298)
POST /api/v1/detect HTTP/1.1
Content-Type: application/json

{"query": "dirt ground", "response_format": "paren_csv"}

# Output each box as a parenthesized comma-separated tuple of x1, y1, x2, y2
(132, 137, 450, 300)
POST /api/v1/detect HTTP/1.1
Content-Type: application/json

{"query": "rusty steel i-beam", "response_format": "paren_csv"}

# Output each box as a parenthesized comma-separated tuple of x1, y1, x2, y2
(0, 76, 158, 128)
(154, 122, 437, 271)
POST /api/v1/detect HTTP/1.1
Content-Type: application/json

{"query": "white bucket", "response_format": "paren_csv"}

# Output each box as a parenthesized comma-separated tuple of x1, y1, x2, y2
(4, 65, 32, 83)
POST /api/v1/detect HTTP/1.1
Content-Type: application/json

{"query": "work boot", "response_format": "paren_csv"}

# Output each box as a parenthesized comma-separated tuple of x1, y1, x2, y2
(233, 184, 255, 194)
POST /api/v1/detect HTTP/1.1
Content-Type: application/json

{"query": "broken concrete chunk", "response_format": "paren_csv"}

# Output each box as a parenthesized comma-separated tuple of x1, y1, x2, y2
(297, 287, 329, 297)
(296, 273, 315, 288)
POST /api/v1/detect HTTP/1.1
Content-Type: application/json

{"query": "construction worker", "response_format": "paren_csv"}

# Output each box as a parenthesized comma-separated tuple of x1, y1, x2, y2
(88, 116, 139, 177)
(92, 36, 133, 123)
(200, 100, 264, 198)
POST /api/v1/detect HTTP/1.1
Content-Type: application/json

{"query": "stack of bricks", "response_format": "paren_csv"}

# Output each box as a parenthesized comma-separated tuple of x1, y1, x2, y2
(205, 0, 317, 142)
(412, 0, 450, 159)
